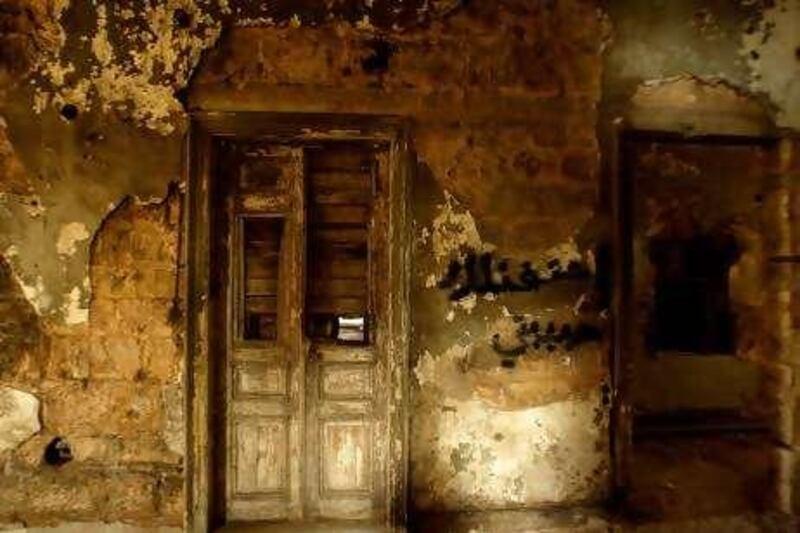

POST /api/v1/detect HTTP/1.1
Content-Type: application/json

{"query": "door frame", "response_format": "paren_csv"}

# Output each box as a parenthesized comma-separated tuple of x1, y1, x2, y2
(608, 123, 789, 502)
(184, 112, 413, 532)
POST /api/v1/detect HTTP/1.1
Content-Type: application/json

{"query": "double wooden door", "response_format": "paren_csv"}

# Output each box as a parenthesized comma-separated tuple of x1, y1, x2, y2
(211, 140, 394, 524)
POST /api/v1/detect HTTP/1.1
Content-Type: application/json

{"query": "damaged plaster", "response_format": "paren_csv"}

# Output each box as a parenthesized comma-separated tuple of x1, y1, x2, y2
(741, 0, 800, 129)
(412, 393, 608, 510)
(0, 386, 41, 452)
(413, 180, 608, 509)
(55, 222, 88, 257)
(2, 0, 795, 527)
(430, 191, 491, 263)
(34, 0, 228, 135)
(604, 0, 800, 132)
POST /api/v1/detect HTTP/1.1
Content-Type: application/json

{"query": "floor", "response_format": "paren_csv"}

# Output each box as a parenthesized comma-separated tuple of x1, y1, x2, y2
(216, 521, 398, 533)
(212, 509, 796, 533)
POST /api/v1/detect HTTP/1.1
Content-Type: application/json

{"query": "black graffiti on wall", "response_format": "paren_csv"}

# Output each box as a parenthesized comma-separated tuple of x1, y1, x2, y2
(438, 251, 590, 301)
(492, 318, 602, 367)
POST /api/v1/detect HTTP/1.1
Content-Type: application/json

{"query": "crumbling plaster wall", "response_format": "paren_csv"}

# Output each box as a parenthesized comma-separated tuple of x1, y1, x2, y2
(2, 0, 797, 528)
(0, 0, 613, 525)
(603, 0, 800, 131)
(189, 0, 612, 513)
(0, 0, 218, 527)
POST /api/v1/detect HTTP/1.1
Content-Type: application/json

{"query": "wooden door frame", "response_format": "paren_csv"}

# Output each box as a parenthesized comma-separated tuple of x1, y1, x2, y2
(184, 112, 413, 532)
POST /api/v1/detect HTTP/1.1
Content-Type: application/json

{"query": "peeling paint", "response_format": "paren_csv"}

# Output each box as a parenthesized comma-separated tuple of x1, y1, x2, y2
(453, 293, 477, 314)
(412, 393, 607, 510)
(61, 283, 89, 326)
(424, 273, 438, 288)
(741, 0, 800, 129)
(431, 191, 492, 263)
(34, 1, 227, 134)
(55, 222, 89, 257)
(0, 386, 41, 452)
(15, 274, 51, 315)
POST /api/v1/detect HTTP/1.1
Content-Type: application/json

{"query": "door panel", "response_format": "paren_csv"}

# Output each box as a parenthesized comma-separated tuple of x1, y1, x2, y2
(321, 420, 371, 493)
(223, 145, 305, 522)
(320, 364, 372, 399)
(304, 144, 388, 521)
(233, 417, 287, 494)
(306, 345, 382, 520)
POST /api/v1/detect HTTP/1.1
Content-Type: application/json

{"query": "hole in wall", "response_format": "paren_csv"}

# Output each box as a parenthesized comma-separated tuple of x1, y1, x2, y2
(361, 38, 395, 75)
(44, 437, 73, 466)
(60, 104, 78, 122)
(173, 8, 192, 29)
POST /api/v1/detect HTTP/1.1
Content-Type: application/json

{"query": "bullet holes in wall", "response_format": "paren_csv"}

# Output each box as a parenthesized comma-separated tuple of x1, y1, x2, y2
(60, 104, 78, 122)
(44, 437, 73, 466)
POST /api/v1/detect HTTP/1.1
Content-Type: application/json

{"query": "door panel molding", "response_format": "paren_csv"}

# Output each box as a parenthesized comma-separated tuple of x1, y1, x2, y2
(185, 112, 412, 532)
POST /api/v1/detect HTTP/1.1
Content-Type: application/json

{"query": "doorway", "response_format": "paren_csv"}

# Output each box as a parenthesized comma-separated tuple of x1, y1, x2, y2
(185, 113, 412, 531)
(611, 129, 787, 518)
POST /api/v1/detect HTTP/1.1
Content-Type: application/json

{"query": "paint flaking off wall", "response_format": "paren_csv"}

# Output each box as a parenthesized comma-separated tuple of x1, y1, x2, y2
(431, 190, 492, 262)
(56, 222, 90, 257)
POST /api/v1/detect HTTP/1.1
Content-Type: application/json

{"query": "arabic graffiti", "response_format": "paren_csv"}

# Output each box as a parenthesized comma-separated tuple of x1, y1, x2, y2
(491, 317, 602, 367)
(437, 251, 590, 301)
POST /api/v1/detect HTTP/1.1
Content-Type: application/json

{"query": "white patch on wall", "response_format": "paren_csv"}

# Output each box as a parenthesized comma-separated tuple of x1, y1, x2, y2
(414, 350, 438, 388)
(453, 292, 477, 314)
(416, 394, 607, 508)
(61, 284, 89, 325)
(741, 0, 800, 129)
(0, 387, 41, 452)
(424, 273, 438, 288)
(15, 274, 51, 315)
(162, 384, 185, 457)
(56, 222, 90, 257)
(414, 343, 472, 390)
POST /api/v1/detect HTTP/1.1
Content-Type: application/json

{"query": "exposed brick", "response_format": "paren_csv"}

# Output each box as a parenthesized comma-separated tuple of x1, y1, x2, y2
(109, 299, 175, 338)
(91, 267, 138, 300)
(102, 336, 142, 380)
(141, 336, 179, 382)
(40, 380, 163, 438)
(135, 268, 177, 300)
(45, 333, 90, 381)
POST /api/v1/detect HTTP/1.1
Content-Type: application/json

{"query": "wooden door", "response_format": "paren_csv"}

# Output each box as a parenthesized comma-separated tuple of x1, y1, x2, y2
(219, 143, 305, 522)
(215, 140, 391, 524)
(303, 146, 389, 520)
